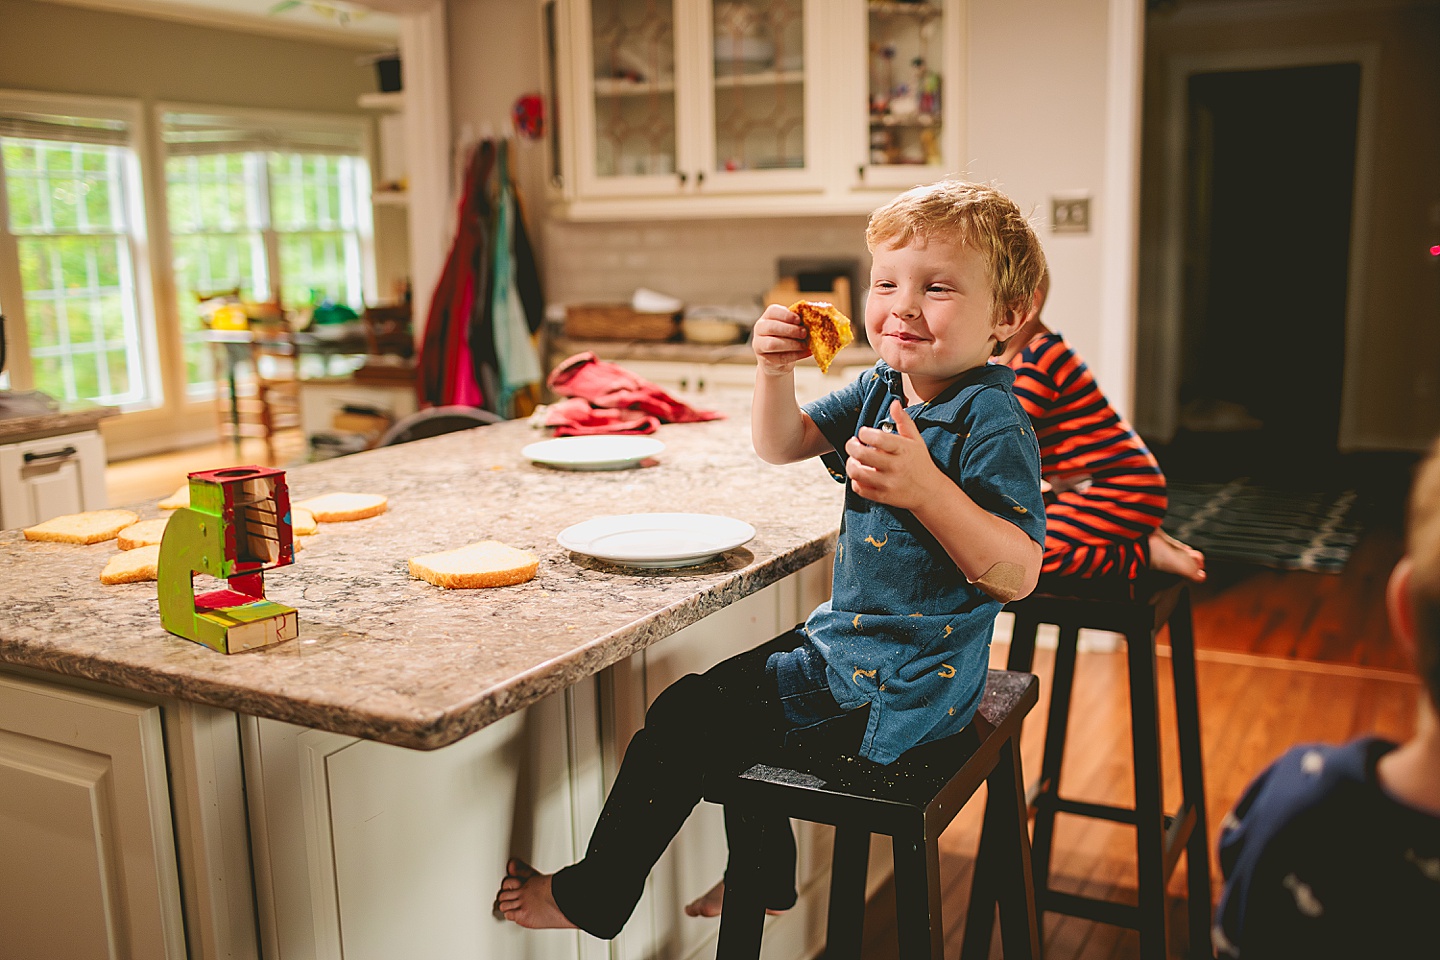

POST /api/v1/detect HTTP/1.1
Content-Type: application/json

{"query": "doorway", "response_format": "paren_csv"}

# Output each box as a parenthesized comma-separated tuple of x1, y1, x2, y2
(1176, 63, 1360, 474)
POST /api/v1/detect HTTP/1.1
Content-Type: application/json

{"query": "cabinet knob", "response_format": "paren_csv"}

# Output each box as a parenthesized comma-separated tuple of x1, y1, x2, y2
(678, 171, 688, 185)
(858, 164, 866, 181)
(23, 446, 76, 464)
(696, 171, 706, 187)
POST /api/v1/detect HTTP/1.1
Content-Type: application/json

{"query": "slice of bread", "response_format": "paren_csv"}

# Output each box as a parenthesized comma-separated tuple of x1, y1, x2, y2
(291, 507, 318, 536)
(791, 300, 855, 374)
(409, 540, 539, 589)
(294, 493, 388, 522)
(25, 509, 140, 545)
(157, 484, 189, 510)
(117, 517, 170, 550)
(100, 544, 161, 584)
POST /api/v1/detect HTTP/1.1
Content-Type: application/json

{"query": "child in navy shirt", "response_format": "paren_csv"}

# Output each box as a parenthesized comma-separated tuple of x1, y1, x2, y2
(496, 179, 1048, 937)
(1214, 437, 1440, 958)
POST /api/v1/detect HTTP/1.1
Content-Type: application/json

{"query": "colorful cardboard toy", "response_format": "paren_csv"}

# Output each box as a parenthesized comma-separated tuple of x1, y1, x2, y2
(158, 466, 298, 653)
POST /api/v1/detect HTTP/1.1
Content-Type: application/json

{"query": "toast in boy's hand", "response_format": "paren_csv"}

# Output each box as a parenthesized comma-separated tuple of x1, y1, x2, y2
(790, 300, 854, 373)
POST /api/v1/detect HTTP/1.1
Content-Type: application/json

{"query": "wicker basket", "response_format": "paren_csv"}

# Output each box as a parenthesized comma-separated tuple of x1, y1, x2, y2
(564, 304, 679, 341)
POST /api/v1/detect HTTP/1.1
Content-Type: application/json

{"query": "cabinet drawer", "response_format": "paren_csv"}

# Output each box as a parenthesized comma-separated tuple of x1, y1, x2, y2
(0, 430, 107, 529)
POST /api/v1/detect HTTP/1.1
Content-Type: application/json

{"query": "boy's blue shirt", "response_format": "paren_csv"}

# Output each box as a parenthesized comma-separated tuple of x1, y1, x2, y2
(793, 359, 1045, 764)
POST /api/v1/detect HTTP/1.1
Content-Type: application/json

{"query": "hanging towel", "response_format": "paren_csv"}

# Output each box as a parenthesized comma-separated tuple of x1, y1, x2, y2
(418, 141, 496, 408)
(490, 142, 543, 414)
(546, 352, 725, 426)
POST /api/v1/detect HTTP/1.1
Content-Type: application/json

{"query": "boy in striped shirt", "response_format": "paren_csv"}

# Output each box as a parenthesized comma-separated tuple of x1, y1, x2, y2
(995, 270, 1205, 583)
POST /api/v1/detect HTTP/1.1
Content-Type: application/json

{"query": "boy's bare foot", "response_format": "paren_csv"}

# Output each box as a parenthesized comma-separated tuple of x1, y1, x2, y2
(494, 859, 576, 930)
(1149, 528, 1206, 582)
(683, 880, 788, 919)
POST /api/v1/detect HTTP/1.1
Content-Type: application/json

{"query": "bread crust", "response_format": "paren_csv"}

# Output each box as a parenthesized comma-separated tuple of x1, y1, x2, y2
(101, 544, 162, 584)
(25, 509, 140, 545)
(117, 517, 170, 550)
(294, 493, 388, 522)
(409, 540, 539, 589)
(790, 300, 855, 373)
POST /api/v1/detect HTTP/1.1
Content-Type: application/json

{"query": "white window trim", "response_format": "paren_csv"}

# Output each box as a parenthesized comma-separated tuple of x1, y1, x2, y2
(0, 89, 161, 414)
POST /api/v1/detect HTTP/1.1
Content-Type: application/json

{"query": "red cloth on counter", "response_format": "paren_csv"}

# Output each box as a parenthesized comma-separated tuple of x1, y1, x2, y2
(543, 352, 724, 436)
(542, 397, 660, 436)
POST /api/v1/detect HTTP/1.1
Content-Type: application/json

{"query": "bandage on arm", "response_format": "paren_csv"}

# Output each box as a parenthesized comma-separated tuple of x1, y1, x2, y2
(969, 561, 1027, 602)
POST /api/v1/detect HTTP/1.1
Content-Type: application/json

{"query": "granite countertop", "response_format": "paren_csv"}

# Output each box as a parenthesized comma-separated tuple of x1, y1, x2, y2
(0, 404, 845, 749)
(0, 393, 118, 444)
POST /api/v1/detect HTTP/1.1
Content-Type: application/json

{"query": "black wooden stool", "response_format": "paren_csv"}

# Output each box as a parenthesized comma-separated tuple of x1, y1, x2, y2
(703, 669, 1042, 960)
(996, 574, 1211, 959)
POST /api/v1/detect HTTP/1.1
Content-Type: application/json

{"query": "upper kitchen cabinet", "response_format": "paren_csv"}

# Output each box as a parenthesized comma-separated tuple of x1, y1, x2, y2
(548, 0, 964, 220)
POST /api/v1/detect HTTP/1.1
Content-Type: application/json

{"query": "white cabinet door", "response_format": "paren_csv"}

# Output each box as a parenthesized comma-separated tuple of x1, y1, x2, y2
(553, 0, 965, 218)
(559, 0, 826, 214)
(0, 672, 185, 960)
(0, 430, 108, 528)
(843, 0, 966, 194)
(244, 686, 595, 960)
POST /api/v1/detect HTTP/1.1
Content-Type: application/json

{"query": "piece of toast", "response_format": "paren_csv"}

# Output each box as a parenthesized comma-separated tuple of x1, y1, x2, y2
(100, 544, 162, 584)
(117, 517, 170, 550)
(157, 484, 189, 510)
(293, 493, 388, 522)
(291, 507, 318, 536)
(790, 300, 855, 374)
(25, 509, 140, 545)
(409, 540, 539, 589)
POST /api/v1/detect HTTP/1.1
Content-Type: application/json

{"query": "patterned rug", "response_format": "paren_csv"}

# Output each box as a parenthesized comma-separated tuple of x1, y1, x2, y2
(1164, 479, 1363, 574)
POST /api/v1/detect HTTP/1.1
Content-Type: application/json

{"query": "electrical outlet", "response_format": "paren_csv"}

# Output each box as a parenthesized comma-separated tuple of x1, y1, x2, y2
(1051, 196, 1091, 234)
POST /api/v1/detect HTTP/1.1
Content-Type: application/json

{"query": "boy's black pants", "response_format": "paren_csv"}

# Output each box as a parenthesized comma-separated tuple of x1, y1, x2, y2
(549, 627, 867, 940)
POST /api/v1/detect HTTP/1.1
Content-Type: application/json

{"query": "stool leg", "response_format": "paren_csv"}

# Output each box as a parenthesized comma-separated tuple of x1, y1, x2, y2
(1168, 588, 1213, 957)
(961, 735, 1039, 960)
(1126, 626, 1169, 960)
(1030, 622, 1081, 902)
(824, 825, 870, 960)
(715, 805, 768, 960)
(1006, 609, 1042, 672)
(892, 825, 944, 960)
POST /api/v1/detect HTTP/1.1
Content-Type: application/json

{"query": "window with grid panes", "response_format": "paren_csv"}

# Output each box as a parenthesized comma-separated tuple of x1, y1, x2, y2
(162, 110, 371, 396)
(0, 107, 156, 408)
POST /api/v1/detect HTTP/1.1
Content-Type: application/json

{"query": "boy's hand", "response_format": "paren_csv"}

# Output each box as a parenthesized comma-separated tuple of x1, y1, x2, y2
(751, 304, 812, 375)
(845, 400, 941, 509)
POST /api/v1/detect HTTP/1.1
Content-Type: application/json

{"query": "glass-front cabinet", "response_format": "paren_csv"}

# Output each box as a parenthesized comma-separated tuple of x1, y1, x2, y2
(857, 0, 960, 190)
(553, 0, 962, 217)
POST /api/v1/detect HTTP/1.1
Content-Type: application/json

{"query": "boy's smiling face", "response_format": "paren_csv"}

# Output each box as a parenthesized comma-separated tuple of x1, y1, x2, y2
(865, 235, 1024, 400)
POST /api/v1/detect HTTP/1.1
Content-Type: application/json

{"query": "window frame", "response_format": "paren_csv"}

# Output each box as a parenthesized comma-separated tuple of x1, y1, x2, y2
(0, 90, 161, 411)
(157, 101, 377, 400)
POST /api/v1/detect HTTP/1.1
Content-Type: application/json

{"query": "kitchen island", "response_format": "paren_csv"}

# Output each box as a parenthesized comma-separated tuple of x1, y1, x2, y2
(0, 404, 870, 960)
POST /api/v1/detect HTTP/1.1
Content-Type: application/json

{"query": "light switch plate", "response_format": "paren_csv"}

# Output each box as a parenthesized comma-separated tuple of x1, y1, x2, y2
(1051, 196, 1091, 234)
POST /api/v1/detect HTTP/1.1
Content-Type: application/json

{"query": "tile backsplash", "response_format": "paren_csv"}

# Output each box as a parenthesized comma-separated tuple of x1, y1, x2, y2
(542, 215, 870, 312)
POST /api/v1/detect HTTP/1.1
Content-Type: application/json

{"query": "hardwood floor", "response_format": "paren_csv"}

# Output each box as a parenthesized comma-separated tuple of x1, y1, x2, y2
(104, 429, 307, 507)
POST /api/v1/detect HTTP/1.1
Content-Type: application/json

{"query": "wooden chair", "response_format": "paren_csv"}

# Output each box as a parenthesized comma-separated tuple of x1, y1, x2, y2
(703, 669, 1043, 960)
(361, 304, 414, 358)
(984, 574, 1211, 959)
(213, 328, 303, 464)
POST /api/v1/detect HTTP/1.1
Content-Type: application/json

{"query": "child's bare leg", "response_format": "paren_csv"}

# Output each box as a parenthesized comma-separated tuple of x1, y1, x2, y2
(494, 859, 576, 930)
(684, 880, 788, 919)
(1148, 528, 1206, 582)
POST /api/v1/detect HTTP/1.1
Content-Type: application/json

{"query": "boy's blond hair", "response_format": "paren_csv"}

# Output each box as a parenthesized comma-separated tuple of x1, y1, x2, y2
(1408, 436, 1440, 709)
(866, 179, 1048, 327)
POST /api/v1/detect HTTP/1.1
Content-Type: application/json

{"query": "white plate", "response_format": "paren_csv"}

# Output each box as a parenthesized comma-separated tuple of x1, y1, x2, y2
(522, 435, 665, 471)
(558, 513, 756, 568)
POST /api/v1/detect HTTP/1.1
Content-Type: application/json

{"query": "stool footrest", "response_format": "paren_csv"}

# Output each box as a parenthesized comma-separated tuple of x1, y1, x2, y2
(1042, 890, 1142, 929)
(1044, 796, 1136, 825)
